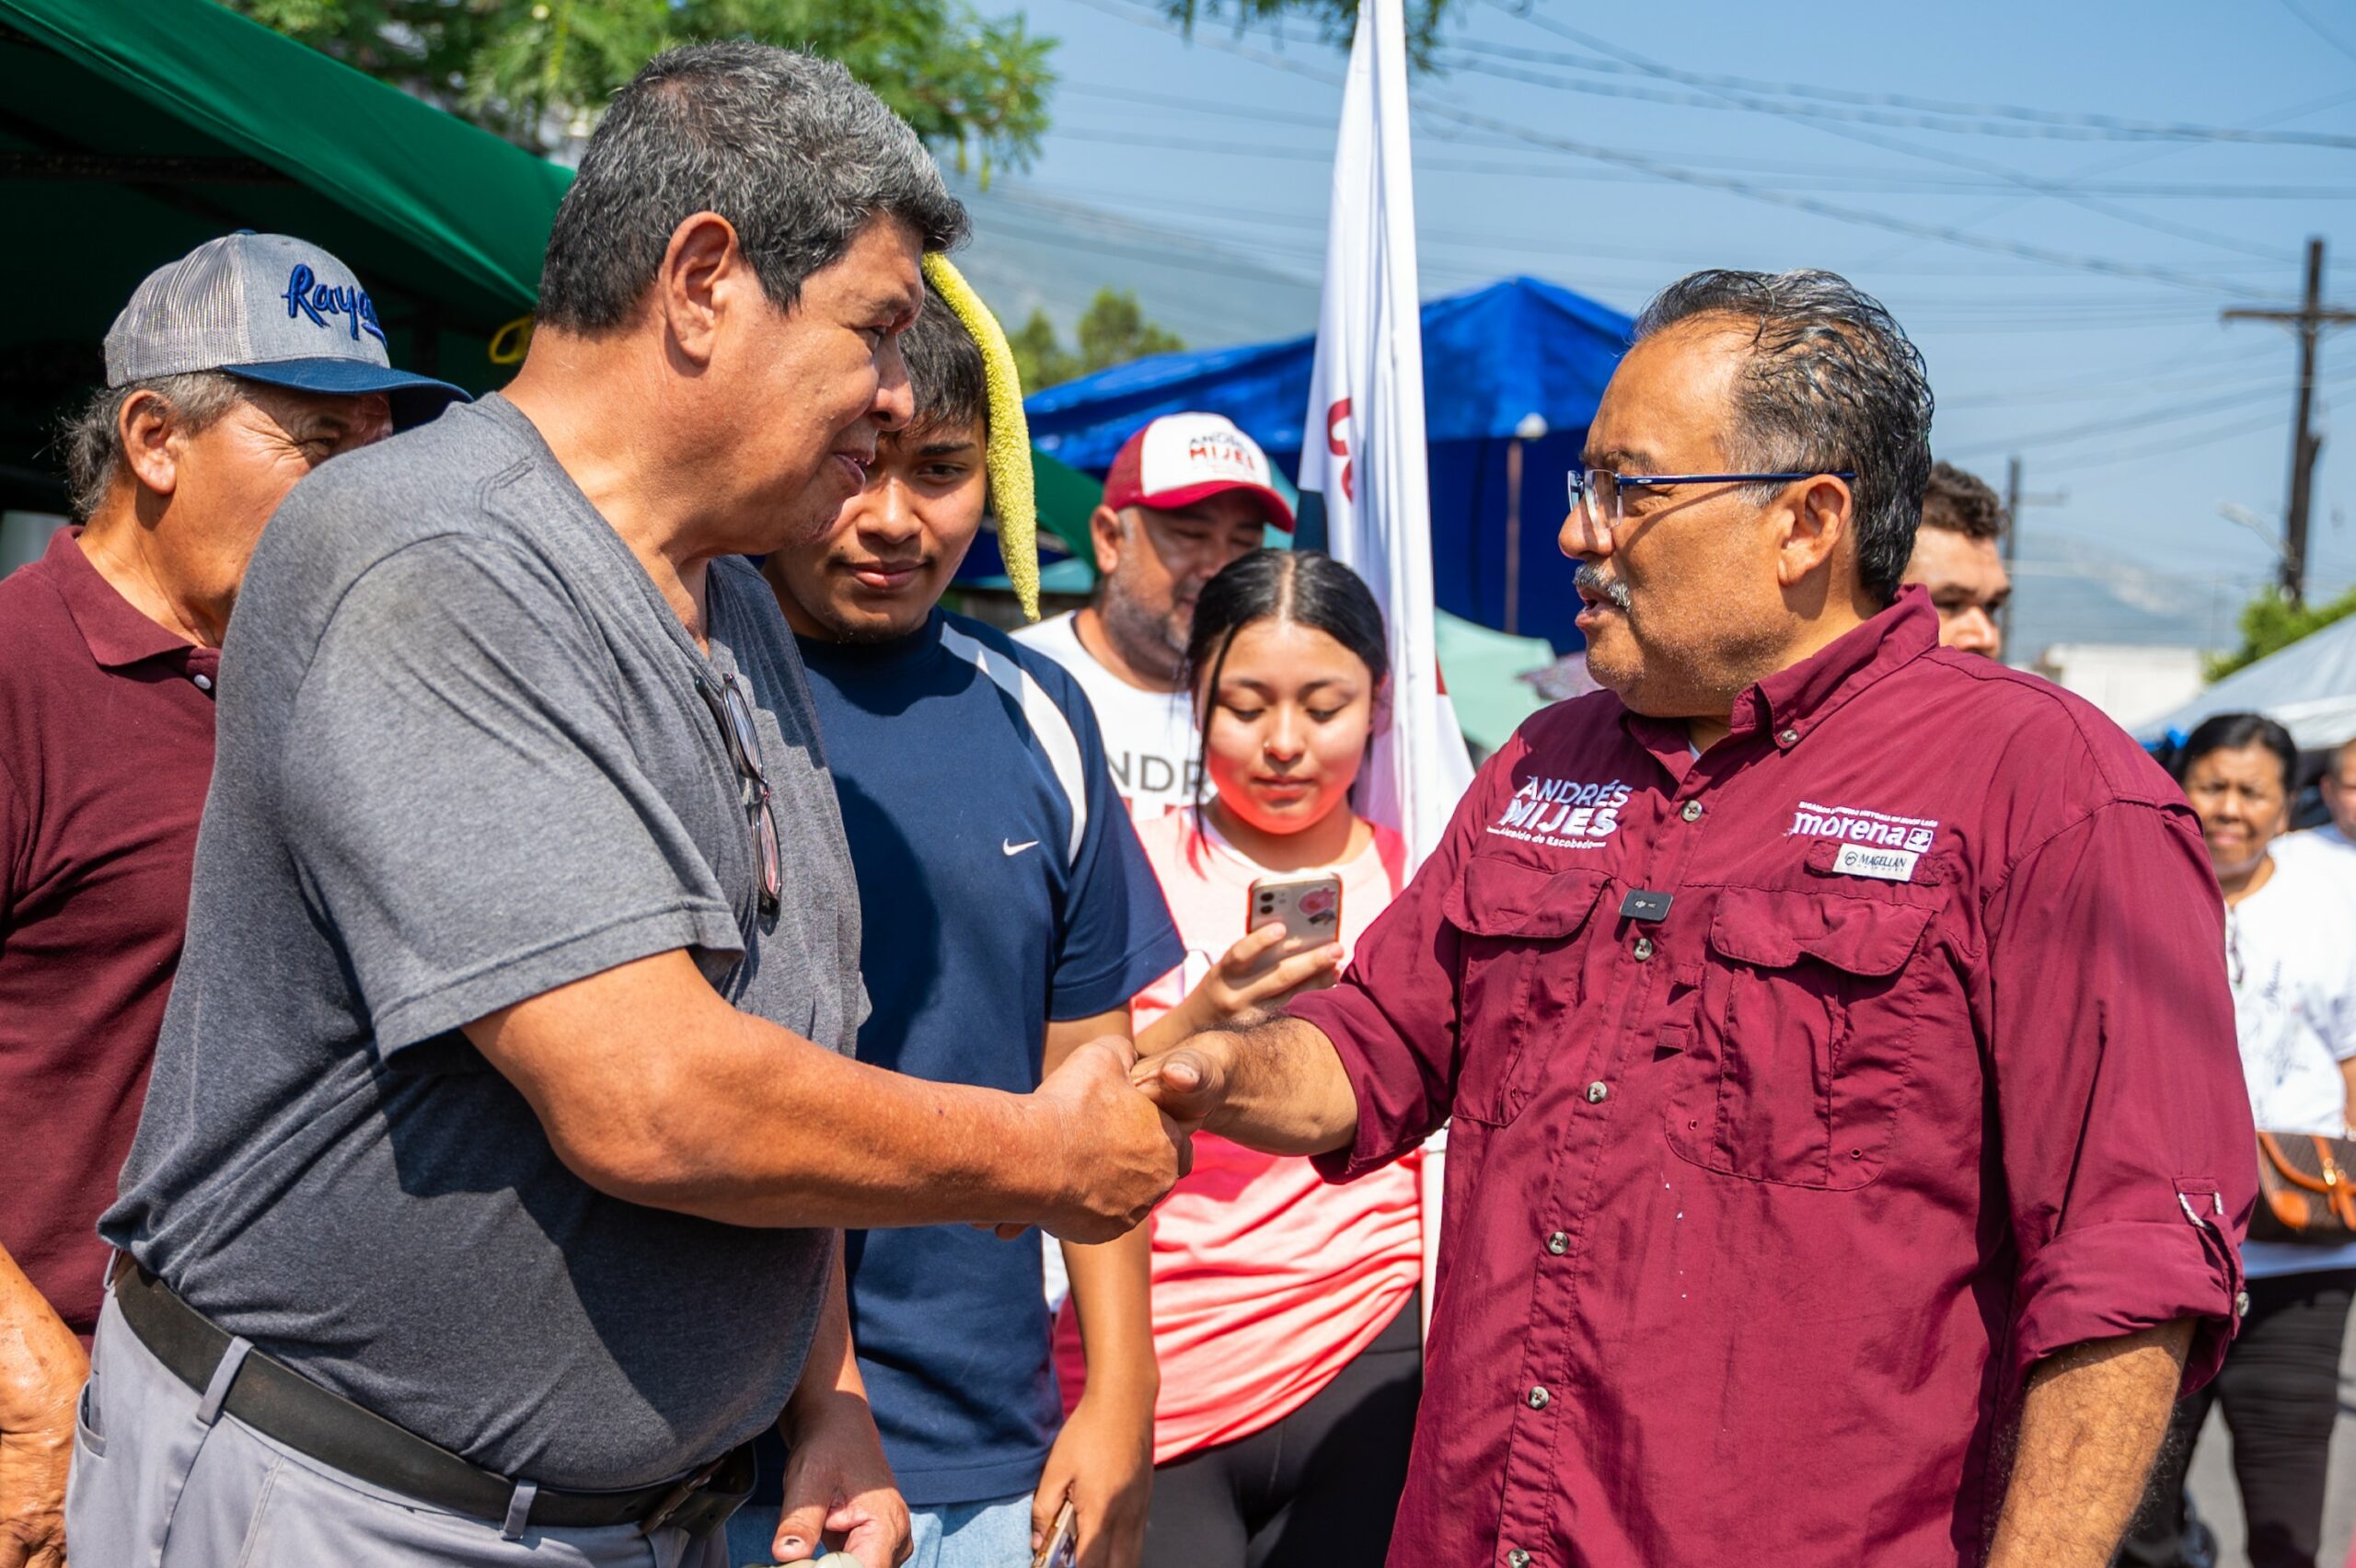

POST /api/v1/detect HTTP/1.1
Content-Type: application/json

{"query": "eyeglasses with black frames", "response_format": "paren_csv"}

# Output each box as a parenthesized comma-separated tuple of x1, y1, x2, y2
(696, 672, 782, 917)
(1567, 468, 1857, 534)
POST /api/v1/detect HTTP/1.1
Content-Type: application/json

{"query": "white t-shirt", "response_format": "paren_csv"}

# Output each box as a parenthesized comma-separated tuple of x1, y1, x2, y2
(2227, 849, 2356, 1277)
(2267, 821, 2355, 871)
(1011, 611, 1201, 818)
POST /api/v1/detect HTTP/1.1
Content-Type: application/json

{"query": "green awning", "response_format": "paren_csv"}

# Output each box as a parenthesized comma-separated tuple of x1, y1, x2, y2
(1033, 445, 1103, 559)
(0, 0, 571, 504)
(0, 0, 1084, 528)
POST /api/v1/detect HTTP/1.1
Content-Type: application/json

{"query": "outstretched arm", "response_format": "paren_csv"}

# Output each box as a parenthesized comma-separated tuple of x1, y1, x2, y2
(1134, 1015, 1360, 1156)
(466, 950, 1185, 1241)
(1984, 1320, 2193, 1568)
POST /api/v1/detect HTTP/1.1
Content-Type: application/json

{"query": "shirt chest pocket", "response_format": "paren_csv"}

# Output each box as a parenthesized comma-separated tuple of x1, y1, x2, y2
(1441, 859, 1610, 1125)
(1666, 887, 1936, 1190)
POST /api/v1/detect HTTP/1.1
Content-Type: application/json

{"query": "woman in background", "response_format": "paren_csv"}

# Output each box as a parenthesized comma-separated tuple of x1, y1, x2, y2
(2119, 712, 2356, 1568)
(1057, 549, 1421, 1568)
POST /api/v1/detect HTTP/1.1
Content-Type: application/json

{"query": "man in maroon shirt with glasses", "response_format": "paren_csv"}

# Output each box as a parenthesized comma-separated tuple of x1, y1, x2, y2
(1138, 269, 2254, 1568)
(0, 233, 459, 1568)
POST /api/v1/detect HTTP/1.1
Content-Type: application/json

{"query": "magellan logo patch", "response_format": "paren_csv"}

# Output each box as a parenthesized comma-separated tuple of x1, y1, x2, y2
(1789, 799, 1937, 854)
(1490, 777, 1631, 849)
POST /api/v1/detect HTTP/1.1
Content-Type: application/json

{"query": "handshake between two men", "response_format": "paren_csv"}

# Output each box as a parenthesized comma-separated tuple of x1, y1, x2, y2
(1006, 1012, 1366, 1244)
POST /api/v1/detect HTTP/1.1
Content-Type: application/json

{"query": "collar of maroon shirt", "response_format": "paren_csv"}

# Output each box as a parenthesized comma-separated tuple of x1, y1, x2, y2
(45, 527, 221, 680)
(1621, 584, 1943, 772)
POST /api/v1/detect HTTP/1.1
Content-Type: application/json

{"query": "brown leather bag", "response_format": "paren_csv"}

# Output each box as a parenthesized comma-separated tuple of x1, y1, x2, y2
(2248, 1132, 2356, 1243)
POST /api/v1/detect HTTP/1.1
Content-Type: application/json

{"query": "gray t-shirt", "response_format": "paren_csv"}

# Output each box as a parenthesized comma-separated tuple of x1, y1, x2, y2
(102, 395, 866, 1491)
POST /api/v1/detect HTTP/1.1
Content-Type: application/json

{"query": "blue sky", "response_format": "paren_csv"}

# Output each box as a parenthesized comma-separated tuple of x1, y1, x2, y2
(987, 0, 2356, 643)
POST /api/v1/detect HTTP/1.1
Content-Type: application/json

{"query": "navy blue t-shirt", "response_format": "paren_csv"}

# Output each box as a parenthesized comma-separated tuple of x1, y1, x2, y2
(785, 608, 1182, 1506)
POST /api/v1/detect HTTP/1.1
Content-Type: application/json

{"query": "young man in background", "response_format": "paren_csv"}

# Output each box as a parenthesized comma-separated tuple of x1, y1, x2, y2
(756, 286, 1183, 1568)
(1900, 458, 2011, 659)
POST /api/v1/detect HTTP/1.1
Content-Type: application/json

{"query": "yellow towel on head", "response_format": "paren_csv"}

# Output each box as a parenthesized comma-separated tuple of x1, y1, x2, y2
(920, 252, 1038, 622)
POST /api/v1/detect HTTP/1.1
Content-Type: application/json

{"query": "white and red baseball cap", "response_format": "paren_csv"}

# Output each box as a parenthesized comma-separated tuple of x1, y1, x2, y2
(1103, 412, 1294, 530)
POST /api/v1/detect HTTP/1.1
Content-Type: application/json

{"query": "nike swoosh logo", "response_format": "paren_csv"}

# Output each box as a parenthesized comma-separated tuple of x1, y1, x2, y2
(1002, 838, 1040, 857)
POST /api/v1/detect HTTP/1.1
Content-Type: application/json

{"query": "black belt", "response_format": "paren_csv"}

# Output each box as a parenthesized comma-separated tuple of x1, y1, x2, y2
(109, 1258, 751, 1538)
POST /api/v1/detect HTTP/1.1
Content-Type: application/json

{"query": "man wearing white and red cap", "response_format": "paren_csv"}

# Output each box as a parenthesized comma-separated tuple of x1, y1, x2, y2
(1014, 412, 1292, 817)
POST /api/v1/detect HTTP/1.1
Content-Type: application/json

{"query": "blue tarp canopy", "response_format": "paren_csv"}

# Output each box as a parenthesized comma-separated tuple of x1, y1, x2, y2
(1018, 275, 1634, 650)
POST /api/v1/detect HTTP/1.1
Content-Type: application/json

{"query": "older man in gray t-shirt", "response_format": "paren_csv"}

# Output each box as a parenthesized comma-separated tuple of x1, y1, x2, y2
(78, 45, 1185, 1568)
(110, 391, 863, 1487)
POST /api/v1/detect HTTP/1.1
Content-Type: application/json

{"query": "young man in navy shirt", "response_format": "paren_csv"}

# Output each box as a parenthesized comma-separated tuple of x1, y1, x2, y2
(745, 285, 1182, 1568)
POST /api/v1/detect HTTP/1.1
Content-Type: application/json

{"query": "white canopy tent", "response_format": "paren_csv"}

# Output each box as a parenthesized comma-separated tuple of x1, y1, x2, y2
(2137, 613, 2356, 752)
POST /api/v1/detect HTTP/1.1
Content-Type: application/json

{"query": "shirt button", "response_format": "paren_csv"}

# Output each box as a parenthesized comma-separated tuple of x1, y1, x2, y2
(192, 673, 214, 692)
(2236, 1290, 2252, 1319)
(1633, 935, 1656, 961)
(1527, 1385, 1551, 1410)
(1508, 1552, 1532, 1568)
(1680, 799, 1703, 822)
(1586, 1081, 1608, 1104)
(1778, 727, 1800, 745)
(1546, 1230, 1568, 1255)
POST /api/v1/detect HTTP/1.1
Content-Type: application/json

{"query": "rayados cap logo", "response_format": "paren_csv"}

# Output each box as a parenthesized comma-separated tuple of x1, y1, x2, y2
(282, 264, 387, 346)
(1490, 776, 1631, 849)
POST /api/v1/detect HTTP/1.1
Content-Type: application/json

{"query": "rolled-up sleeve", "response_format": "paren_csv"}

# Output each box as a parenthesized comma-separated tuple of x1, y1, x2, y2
(1984, 800, 2252, 1391)
(1293, 749, 1510, 1182)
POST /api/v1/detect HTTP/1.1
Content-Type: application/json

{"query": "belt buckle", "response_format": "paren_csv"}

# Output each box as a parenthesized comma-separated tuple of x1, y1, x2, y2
(635, 1459, 721, 1539)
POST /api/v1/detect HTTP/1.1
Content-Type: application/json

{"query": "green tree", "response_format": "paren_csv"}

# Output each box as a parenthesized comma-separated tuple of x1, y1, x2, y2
(2206, 583, 2356, 682)
(1009, 289, 1184, 392)
(1077, 289, 1185, 373)
(1010, 308, 1079, 394)
(1156, 0, 1464, 66)
(227, 0, 1058, 172)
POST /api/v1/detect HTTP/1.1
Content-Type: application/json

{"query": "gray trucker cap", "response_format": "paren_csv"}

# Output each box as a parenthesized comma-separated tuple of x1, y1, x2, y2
(103, 233, 468, 426)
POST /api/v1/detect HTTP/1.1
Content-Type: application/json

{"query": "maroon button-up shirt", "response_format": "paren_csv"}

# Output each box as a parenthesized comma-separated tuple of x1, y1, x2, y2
(1291, 591, 2251, 1568)
(0, 527, 217, 1340)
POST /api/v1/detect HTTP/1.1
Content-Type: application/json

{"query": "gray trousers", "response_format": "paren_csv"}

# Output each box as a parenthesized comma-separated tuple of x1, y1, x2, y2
(65, 1288, 731, 1567)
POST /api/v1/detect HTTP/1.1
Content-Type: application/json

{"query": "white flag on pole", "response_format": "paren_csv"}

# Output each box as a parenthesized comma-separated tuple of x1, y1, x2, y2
(1297, 0, 1473, 873)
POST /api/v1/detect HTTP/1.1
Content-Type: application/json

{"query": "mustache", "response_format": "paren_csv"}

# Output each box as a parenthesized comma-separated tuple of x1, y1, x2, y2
(1575, 561, 1633, 611)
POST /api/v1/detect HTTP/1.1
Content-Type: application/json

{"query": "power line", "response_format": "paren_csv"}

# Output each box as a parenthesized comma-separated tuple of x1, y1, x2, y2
(1935, 345, 2281, 406)
(1448, 19, 2297, 264)
(1062, 0, 2274, 297)
(2274, 0, 2356, 65)
(1464, 8, 2356, 150)
(2030, 406, 2309, 470)
(1056, 81, 2356, 198)
(2222, 237, 2356, 601)
(1942, 382, 2303, 458)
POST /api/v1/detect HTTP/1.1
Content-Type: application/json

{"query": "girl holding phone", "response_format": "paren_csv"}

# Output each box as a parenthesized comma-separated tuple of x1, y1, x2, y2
(1055, 549, 1422, 1568)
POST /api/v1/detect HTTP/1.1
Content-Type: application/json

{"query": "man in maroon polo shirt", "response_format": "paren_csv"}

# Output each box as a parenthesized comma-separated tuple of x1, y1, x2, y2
(0, 232, 458, 1566)
(1137, 269, 2252, 1568)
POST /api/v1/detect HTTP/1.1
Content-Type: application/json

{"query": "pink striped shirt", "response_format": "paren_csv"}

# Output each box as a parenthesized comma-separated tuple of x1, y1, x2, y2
(1057, 812, 1422, 1463)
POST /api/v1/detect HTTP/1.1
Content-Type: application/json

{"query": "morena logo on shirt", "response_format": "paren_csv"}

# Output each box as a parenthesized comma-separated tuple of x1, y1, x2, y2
(1788, 798, 1938, 854)
(1490, 777, 1631, 848)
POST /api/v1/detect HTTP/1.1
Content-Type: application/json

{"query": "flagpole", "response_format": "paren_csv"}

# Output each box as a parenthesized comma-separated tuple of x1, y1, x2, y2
(1295, 0, 1472, 1345)
(1295, 0, 1472, 876)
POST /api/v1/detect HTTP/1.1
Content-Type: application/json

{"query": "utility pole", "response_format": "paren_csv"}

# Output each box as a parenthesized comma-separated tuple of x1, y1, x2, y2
(2000, 455, 2065, 661)
(2223, 236, 2356, 605)
(1501, 412, 1548, 636)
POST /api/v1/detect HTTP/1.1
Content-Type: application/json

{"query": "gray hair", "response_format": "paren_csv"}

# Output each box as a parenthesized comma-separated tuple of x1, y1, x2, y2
(1633, 269, 1934, 604)
(537, 42, 969, 332)
(59, 371, 245, 521)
